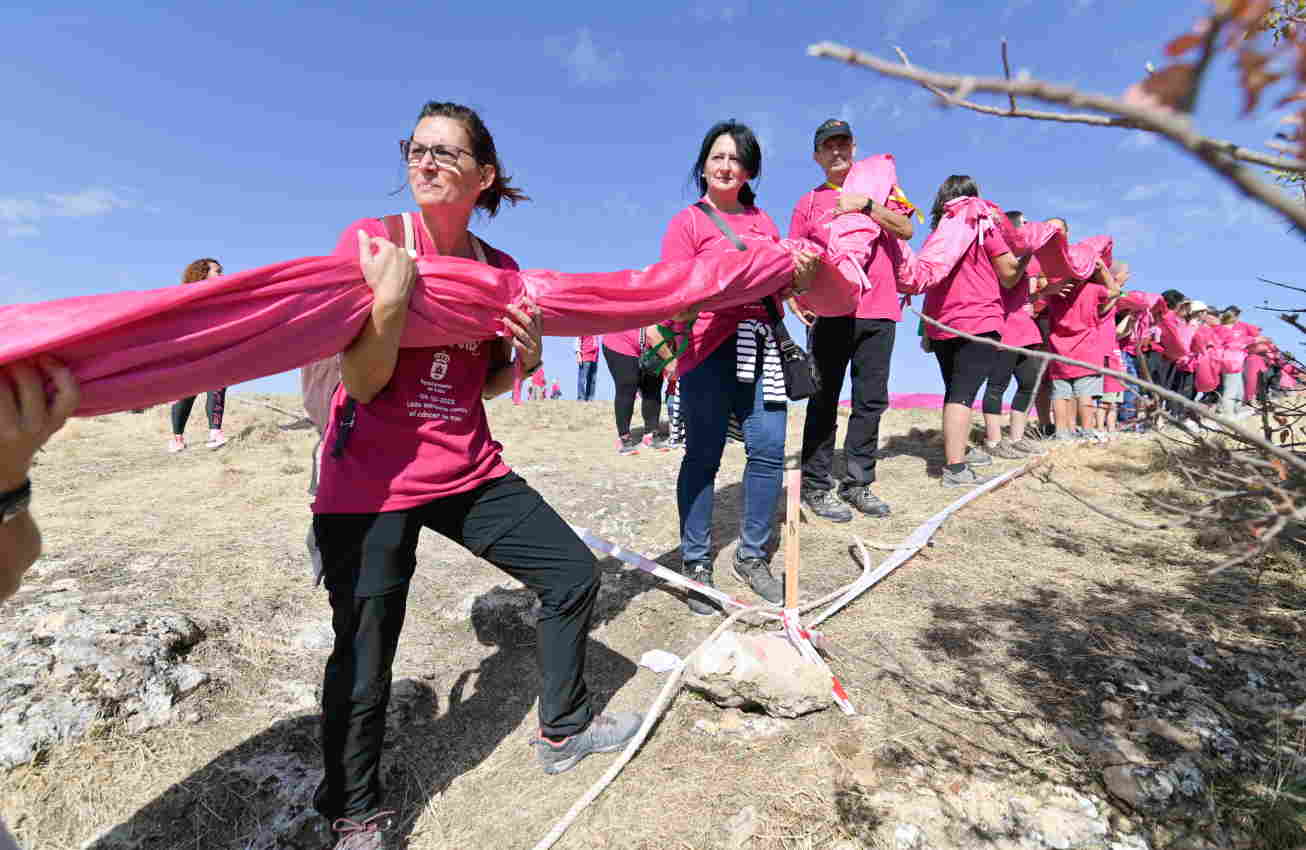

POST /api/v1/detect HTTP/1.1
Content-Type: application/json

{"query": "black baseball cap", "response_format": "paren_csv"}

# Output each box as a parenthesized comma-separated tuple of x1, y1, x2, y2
(813, 118, 854, 148)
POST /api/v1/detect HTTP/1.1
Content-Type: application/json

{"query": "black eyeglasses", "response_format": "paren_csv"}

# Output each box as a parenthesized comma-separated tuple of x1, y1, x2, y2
(400, 139, 476, 167)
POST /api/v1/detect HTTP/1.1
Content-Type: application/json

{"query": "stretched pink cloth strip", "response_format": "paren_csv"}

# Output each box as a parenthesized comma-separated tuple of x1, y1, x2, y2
(1, 242, 858, 417)
(810, 155, 902, 303)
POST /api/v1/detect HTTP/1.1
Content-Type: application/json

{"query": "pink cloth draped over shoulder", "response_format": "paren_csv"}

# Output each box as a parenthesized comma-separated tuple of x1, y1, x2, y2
(1191, 324, 1222, 393)
(791, 154, 902, 316)
(1, 238, 860, 417)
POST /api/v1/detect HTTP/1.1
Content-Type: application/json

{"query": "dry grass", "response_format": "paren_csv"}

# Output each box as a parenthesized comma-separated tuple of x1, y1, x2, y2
(2, 396, 1303, 848)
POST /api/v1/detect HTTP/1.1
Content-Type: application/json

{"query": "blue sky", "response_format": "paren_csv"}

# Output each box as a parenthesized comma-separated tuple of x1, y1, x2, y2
(3, 1, 1303, 403)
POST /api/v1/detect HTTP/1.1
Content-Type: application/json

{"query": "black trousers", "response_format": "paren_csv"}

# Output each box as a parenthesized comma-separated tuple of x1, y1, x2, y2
(170, 388, 225, 434)
(933, 333, 1000, 407)
(800, 317, 895, 491)
(982, 345, 1043, 415)
(602, 344, 663, 437)
(311, 473, 598, 820)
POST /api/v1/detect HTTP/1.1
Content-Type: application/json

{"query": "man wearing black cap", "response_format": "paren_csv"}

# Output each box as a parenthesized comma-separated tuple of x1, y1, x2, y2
(789, 119, 914, 521)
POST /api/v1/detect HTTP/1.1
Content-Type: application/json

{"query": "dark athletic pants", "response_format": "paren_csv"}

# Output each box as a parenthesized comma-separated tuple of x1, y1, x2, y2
(933, 333, 1000, 407)
(982, 345, 1043, 415)
(311, 472, 598, 821)
(603, 344, 662, 437)
(800, 317, 895, 492)
(170, 388, 225, 435)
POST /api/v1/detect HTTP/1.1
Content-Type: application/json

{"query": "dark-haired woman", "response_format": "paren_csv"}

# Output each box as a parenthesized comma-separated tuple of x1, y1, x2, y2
(310, 102, 640, 847)
(919, 176, 1024, 487)
(166, 258, 228, 452)
(665, 121, 817, 614)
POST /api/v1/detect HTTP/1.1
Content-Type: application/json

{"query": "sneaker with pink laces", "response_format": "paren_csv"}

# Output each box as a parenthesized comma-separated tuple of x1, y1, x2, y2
(166, 435, 185, 454)
(330, 810, 394, 849)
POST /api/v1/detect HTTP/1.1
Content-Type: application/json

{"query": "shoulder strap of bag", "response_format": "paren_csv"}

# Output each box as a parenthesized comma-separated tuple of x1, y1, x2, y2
(693, 201, 746, 251)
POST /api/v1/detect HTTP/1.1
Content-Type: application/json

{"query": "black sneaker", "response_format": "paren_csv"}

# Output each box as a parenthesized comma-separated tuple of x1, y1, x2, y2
(732, 555, 783, 604)
(838, 485, 891, 517)
(535, 711, 643, 775)
(801, 488, 852, 523)
(330, 811, 395, 849)
(681, 560, 718, 616)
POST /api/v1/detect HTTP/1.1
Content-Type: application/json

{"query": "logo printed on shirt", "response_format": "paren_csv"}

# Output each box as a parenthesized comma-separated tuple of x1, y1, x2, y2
(430, 352, 450, 381)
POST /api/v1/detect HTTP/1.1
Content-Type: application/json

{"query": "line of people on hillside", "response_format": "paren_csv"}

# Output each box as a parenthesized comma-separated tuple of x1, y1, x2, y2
(7, 99, 1296, 850)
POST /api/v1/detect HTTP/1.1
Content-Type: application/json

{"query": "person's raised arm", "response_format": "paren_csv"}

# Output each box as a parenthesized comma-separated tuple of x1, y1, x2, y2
(1, 357, 79, 603)
(340, 231, 419, 404)
(1094, 260, 1125, 317)
(835, 187, 914, 240)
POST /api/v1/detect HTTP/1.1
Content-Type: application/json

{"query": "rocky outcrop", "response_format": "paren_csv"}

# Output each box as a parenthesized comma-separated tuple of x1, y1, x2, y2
(684, 630, 833, 718)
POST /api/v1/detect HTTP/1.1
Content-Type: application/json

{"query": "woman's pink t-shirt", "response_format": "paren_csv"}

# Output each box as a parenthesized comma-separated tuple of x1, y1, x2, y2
(787, 184, 909, 322)
(602, 328, 641, 357)
(1043, 281, 1109, 380)
(999, 273, 1042, 348)
(313, 217, 513, 514)
(661, 204, 782, 375)
(578, 335, 599, 362)
(921, 225, 1011, 341)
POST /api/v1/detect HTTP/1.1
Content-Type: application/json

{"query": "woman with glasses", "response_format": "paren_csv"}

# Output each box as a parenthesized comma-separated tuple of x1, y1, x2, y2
(309, 101, 640, 849)
(665, 120, 817, 615)
(166, 258, 228, 452)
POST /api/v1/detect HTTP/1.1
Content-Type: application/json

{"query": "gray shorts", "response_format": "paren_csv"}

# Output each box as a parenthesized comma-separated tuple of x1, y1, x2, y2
(1100, 392, 1122, 403)
(1051, 375, 1104, 400)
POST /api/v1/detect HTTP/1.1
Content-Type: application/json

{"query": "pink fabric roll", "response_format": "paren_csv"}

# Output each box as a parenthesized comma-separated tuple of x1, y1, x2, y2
(2, 240, 858, 417)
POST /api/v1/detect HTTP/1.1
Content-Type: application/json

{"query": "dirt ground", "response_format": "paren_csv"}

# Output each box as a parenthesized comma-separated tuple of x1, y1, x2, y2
(2, 395, 1303, 849)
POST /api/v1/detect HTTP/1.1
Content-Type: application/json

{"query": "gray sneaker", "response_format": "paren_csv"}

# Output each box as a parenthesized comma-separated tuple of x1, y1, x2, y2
(536, 711, 643, 775)
(838, 484, 891, 517)
(617, 434, 640, 455)
(1008, 437, 1049, 456)
(330, 811, 394, 849)
(941, 465, 994, 488)
(732, 556, 784, 604)
(1049, 430, 1078, 443)
(963, 447, 993, 466)
(984, 439, 1028, 460)
(802, 488, 852, 523)
(681, 560, 718, 616)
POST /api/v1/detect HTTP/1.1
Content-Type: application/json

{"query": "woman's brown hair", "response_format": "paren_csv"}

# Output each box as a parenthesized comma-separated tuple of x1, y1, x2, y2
(182, 258, 221, 284)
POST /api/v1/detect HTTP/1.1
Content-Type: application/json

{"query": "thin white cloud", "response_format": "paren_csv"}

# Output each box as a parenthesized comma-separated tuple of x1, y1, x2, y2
(560, 28, 625, 87)
(881, 0, 938, 41)
(1122, 180, 1201, 203)
(0, 186, 136, 238)
(1119, 130, 1159, 151)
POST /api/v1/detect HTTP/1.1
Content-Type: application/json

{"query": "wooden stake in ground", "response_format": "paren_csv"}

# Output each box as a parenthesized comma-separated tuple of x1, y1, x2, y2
(781, 461, 856, 714)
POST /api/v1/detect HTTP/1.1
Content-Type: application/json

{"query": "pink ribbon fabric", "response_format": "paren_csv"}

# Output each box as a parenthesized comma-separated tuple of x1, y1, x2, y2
(2, 242, 859, 417)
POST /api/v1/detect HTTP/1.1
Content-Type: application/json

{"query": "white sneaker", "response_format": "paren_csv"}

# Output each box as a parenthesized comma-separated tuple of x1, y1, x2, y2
(206, 429, 227, 449)
(167, 436, 186, 454)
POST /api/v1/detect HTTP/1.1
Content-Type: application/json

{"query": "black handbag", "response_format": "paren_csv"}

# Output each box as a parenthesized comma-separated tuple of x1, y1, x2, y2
(692, 201, 821, 401)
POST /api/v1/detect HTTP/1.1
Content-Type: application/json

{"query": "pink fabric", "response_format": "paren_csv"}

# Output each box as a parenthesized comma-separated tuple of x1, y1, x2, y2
(788, 157, 912, 322)
(313, 219, 514, 514)
(1245, 354, 1268, 400)
(910, 199, 1012, 341)
(1157, 310, 1192, 364)
(1191, 324, 1222, 393)
(531, 369, 547, 387)
(578, 335, 599, 362)
(1104, 349, 1124, 393)
(603, 329, 641, 357)
(1043, 281, 1109, 380)
(1000, 219, 1114, 282)
(1212, 324, 1246, 374)
(2, 213, 862, 416)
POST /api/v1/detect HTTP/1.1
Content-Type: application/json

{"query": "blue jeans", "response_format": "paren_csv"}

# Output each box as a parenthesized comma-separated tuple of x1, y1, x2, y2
(576, 360, 597, 401)
(677, 336, 787, 564)
(1120, 352, 1140, 421)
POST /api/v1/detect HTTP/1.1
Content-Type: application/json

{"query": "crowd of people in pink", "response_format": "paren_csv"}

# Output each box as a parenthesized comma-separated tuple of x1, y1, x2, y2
(0, 104, 1295, 850)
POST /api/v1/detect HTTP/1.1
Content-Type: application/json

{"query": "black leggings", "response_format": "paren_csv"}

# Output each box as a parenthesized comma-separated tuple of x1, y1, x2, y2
(171, 388, 225, 434)
(982, 345, 1043, 415)
(933, 333, 1000, 407)
(603, 344, 662, 437)
(311, 472, 598, 821)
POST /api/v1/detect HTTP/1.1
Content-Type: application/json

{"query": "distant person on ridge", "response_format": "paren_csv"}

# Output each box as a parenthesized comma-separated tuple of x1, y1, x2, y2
(167, 258, 229, 453)
(575, 335, 599, 401)
(602, 327, 667, 454)
(790, 118, 915, 522)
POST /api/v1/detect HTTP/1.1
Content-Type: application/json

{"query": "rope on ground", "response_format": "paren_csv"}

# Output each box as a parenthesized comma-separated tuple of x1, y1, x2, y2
(530, 604, 766, 850)
(535, 457, 1042, 848)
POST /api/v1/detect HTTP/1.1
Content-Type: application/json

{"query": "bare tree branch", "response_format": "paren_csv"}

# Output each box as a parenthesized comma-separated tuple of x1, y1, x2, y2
(1258, 275, 1306, 294)
(809, 42, 1306, 234)
(1177, 13, 1226, 115)
(1001, 38, 1017, 113)
(1034, 467, 1172, 530)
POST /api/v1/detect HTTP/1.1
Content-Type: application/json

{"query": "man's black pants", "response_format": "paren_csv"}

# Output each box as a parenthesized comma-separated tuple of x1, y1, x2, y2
(800, 317, 896, 492)
(311, 473, 599, 820)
